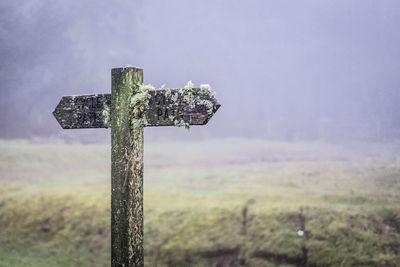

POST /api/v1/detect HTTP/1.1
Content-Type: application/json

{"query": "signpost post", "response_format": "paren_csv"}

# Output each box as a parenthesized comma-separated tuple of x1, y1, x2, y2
(53, 66, 220, 267)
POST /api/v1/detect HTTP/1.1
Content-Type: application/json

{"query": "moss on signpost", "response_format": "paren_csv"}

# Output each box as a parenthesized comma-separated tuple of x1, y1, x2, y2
(161, 81, 216, 129)
(102, 107, 110, 128)
(130, 84, 153, 130)
(111, 67, 144, 267)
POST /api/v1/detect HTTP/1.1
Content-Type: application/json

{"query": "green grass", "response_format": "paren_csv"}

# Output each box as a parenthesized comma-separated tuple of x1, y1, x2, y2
(0, 138, 400, 266)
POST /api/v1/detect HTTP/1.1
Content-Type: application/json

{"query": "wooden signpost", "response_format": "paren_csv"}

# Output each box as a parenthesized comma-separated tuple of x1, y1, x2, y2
(53, 67, 220, 267)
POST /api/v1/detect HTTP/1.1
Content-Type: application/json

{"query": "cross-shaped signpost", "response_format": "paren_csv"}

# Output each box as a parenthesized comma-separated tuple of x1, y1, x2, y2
(53, 66, 220, 267)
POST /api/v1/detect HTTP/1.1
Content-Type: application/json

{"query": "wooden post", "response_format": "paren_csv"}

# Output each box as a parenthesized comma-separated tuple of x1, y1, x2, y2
(111, 67, 144, 266)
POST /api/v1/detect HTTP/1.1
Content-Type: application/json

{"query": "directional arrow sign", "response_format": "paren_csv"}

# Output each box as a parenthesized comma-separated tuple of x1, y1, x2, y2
(53, 94, 111, 129)
(146, 89, 220, 126)
(53, 88, 220, 129)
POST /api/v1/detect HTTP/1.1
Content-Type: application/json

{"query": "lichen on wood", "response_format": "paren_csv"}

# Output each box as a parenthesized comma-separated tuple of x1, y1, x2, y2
(144, 81, 218, 130)
(130, 84, 153, 129)
(102, 106, 110, 128)
(200, 84, 211, 92)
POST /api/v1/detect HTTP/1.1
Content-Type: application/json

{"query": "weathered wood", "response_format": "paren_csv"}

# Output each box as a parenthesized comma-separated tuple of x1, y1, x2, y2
(53, 89, 219, 129)
(53, 94, 111, 129)
(146, 89, 220, 126)
(111, 67, 144, 267)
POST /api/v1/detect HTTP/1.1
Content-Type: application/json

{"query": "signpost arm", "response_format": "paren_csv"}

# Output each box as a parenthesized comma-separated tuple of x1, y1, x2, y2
(111, 67, 144, 267)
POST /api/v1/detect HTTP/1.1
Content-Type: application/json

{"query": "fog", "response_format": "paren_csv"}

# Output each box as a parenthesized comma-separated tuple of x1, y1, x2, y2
(1, 0, 400, 142)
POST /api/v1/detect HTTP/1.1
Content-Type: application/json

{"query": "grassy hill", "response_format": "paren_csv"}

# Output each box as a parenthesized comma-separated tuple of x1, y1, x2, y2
(0, 138, 400, 266)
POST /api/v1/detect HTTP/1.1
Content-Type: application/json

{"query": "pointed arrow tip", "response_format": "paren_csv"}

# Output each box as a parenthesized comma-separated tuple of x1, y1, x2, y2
(214, 103, 221, 113)
(202, 99, 220, 125)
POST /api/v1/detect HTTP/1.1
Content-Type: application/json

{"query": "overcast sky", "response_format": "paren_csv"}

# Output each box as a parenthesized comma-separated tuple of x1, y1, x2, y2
(1, 0, 399, 142)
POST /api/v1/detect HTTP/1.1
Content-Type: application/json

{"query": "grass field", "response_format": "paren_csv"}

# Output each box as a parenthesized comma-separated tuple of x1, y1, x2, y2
(0, 138, 400, 266)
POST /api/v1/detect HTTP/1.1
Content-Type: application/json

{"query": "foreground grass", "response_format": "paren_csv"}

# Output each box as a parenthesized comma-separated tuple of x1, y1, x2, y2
(0, 139, 400, 266)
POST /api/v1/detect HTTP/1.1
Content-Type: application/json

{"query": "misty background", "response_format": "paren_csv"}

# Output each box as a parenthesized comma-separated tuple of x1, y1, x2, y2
(1, 0, 400, 142)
